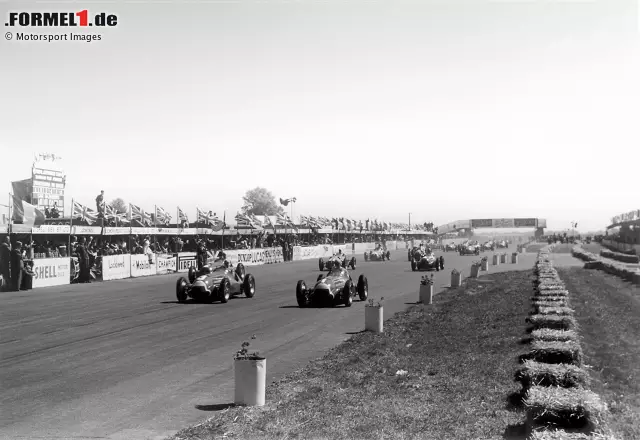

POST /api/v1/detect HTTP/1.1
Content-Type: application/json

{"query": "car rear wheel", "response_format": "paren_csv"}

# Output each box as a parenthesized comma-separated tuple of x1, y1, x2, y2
(350, 257, 357, 269)
(219, 278, 231, 303)
(364, 252, 369, 262)
(411, 259, 417, 271)
(188, 266, 197, 284)
(243, 274, 255, 298)
(386, 251, 391, 260)
(343, 280, 354, 307)
(318, 258, 324, 271)
(176, 277, 188, 302)
(357, 274, 368, 301)
(296, 280, 308, 307)
(440, 256, 445, 270)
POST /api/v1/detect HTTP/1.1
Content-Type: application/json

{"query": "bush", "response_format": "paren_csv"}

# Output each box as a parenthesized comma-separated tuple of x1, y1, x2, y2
(524, 386, 608, 432)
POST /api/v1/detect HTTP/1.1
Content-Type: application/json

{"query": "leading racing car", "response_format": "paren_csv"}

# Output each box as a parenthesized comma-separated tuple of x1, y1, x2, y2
(459, 242, 481, 255)
(365, 243, 391, 261)
(175, 260, 256, 303)
(297, 261, 368, 307)
(319, 250, 356, 271)
(410, 248, 445, 271)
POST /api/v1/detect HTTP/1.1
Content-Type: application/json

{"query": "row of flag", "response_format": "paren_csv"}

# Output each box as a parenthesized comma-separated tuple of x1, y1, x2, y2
(9, 193, 436, 233)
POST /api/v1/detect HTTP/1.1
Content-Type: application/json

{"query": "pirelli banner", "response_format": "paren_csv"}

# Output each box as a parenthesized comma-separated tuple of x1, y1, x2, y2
(176, 252, 198, 273)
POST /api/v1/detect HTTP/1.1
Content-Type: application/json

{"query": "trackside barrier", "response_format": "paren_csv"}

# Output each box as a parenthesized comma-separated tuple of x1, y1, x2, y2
(156, 253, 178, 275)
(176, 252, 197, 273)
(131, 254, 157, 278)
(385, 241, 397, 251)
(102, 254, 132, 280)
(225, 247, 284, 266)
(32, 257, 72, 288)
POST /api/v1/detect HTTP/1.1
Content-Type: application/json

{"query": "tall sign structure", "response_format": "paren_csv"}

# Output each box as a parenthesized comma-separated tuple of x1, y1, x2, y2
(31, 153, 66, 216)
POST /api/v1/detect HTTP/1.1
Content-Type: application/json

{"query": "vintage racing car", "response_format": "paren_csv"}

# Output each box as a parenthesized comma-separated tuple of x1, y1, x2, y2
(482, 241, 495, 251)
(459, 243, 481, 255)
(496, 240, 509, 249)
(410, 249, 445, 271)
(175, 261, 255, 303)
(296, 263, 368, 307)
(319, 250, 356, 271)
(365, 244, 391, 261)
(444, 242, 458, 252)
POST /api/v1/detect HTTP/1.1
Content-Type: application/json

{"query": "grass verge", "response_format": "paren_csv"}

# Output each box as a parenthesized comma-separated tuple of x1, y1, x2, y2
(168, 270, 534, 440)
(556, 267, 640, 440)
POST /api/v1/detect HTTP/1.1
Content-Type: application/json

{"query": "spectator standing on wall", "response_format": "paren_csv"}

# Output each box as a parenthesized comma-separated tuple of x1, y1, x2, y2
(76, 237, 91, 283)
(96, 190, 106, 217)
(10, 241, 25, 291)
(0, 237, 11, 291)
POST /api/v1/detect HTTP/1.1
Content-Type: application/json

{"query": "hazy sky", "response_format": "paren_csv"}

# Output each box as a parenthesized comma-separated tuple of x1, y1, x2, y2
(1, 0, 638, 231)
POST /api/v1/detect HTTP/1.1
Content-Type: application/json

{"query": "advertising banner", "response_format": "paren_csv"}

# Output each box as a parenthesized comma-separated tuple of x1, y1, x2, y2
(513, 218, 537, 228)
(31, 225, 71, 234)
(176, 252, 198, 273)
(103, 227, 131, 235)
(492, 218, 515, 228)
(72, 226, 103, 235)
(385, 241, 397, 251)
(177, 228, 198, 235)
(292, 246, 302, 261)
(130, 254, 157, 277)
(31, 257, 71, 288)
(102, 254, 131, 280)
(156, 253, 177, 274)
(156, 227, 178, 235)
(537, 219, 547, 228)
(232, 247, 284, 266)
(317, 244, 335, 258)
(32, 160, 66, 215)
(263, 247, 284, 264)
(471, 219, 493, 228)
(298, 246, 319, 260)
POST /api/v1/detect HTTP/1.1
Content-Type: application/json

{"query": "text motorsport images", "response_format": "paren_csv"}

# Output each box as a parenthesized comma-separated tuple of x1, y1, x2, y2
(4, 10, 117, 42)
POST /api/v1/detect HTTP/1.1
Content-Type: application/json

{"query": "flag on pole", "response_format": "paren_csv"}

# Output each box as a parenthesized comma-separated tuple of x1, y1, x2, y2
(12, 195, 45, 227)
(279, 197, 297, 206)
(155, 206, 172, 225)
(72, 201, 100, 225)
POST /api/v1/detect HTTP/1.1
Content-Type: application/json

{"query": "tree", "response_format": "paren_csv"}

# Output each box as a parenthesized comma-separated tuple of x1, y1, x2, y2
(110, 198, 127, 214)
(241, 187, 284, 216)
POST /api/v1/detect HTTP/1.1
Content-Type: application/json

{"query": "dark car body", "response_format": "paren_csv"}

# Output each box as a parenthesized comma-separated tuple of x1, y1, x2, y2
(410, 250, 445, 271)
(459, 243, 481, 255)
(365, 244, 390, 261)
(319, 253, 356, 271)
(296, 266, 368, 307)
(175, 262, 255, 303)
(496, 240, 509, 249)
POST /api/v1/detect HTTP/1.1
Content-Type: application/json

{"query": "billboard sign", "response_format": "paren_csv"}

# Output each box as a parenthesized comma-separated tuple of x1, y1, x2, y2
(31, 153, 66, 215)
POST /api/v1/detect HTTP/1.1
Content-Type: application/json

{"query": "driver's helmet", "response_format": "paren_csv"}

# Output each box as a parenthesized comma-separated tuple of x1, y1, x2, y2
(202, 265, 212, 274)
(338, 249, 342, 254)
(224, 260, 231, 269)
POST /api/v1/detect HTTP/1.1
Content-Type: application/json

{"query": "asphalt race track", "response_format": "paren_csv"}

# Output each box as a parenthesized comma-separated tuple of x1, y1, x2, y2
(1, 249, 537, 440)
